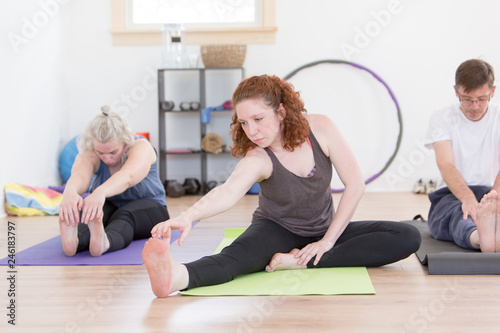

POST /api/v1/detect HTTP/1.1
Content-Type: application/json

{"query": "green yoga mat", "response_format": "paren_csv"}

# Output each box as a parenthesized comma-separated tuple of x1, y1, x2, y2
(181, 228, 375, 296)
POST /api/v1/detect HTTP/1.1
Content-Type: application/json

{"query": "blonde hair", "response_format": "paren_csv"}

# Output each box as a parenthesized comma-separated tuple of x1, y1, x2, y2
(78, 106, 135, 154)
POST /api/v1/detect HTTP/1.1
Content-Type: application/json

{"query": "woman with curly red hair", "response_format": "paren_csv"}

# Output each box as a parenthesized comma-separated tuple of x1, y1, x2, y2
(142, 75, 421, 297)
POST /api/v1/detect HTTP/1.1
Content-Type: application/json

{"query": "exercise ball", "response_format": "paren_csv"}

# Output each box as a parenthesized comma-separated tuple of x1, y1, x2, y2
(59, 136, 79, 183)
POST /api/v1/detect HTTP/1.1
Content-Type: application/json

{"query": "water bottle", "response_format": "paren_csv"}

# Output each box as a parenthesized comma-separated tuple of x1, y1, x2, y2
(161, 24, 188, 68)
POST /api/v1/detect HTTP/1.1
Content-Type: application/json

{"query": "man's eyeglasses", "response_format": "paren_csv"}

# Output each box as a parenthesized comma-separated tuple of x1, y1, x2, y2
(458, 94, 491, 106)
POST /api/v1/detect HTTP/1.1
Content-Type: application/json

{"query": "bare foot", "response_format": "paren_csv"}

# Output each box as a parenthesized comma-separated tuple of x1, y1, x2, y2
(476, 191, 497, 253)
(88, 217, 110, 256)
(265, 249, 307, 272)
(142, 228, 188, 297)
(60, 221, 79, 256)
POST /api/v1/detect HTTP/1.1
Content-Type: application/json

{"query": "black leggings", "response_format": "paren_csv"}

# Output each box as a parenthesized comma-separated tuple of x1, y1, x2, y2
(76, 199, 169, 254)
(185, 219, 421, 290)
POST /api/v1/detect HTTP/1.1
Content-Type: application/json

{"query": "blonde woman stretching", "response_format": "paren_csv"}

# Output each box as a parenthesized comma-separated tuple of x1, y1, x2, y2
(59, 107, 169, 256)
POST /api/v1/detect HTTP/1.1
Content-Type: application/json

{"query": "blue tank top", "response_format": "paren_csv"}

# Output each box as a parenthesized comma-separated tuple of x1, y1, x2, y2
(89, 137, 166, 207)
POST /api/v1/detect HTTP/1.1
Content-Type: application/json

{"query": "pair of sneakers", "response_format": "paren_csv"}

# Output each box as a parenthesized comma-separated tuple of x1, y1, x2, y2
(413, 179, 437, 194)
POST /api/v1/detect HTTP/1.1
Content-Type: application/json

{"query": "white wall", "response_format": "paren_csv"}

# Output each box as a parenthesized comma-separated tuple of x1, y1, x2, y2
(250, 0, 499, 191)
(0, 0, 69, 217)
(1, 0, 499, 216)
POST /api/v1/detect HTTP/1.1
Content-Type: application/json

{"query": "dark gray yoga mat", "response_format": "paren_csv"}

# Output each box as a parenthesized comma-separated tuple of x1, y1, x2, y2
(402, 219, 500, 275)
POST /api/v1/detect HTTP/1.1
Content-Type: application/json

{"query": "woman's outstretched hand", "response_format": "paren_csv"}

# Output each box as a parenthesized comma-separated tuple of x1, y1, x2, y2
(151, 215, 192, 246)
(80, 190, 106, 224)
(59, 191, 84, 226)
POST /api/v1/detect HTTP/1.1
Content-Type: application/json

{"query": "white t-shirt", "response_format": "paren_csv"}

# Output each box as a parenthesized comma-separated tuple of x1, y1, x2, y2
(425, 103, 500, 189)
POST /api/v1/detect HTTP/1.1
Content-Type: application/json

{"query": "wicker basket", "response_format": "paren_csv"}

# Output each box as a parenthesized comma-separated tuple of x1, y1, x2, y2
(201, 44, 246, 68)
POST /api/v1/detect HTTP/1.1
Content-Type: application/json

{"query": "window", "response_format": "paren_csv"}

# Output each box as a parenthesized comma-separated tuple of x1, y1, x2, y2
(110, 0, 276, 45)
(129, 0, 261, 28)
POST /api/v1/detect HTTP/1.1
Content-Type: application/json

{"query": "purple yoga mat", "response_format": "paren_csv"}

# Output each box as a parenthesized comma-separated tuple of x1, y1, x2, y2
(0, 228, 185, 266)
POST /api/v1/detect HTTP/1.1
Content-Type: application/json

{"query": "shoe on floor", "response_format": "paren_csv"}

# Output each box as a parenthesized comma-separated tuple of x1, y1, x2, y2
(413, 179, 426, 194)
(426, 180, 437, 194)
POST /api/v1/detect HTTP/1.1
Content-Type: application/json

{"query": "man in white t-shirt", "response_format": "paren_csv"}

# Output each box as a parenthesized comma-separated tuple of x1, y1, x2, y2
(425, 59, 500, 252)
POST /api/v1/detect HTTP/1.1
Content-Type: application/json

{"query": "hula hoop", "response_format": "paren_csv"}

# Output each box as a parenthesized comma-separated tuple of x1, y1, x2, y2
(283, 59, 403, 193)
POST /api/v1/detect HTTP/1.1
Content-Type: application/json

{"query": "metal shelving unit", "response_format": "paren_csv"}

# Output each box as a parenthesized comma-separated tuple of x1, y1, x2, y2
(158, 67, 244, 193)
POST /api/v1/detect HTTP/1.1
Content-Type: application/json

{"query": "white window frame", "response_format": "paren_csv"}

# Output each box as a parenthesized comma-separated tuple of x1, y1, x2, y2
(110, 0, 276, 45)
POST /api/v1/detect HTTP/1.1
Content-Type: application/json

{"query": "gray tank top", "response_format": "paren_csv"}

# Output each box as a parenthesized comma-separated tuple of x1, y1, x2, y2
(252, 131, 334, 237)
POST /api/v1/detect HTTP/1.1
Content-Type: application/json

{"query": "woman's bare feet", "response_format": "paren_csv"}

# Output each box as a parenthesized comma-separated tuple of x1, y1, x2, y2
(475, 190, 498, 253)
(142, 228, 189, 297)
(60, 221, 79, 256)
(265, 249, 307, 272)
(88, 218, 110, 256)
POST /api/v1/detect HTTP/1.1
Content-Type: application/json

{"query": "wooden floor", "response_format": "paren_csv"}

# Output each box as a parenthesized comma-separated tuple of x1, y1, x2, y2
(1, 192, 500, 332)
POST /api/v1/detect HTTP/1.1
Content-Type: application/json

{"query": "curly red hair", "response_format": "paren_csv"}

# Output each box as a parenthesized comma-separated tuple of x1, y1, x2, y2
(230, 75, 310, 158)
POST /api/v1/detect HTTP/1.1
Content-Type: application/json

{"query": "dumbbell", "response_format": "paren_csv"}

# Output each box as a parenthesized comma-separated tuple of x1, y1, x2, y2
(160, 100, 174, 111)
(180, 101, 201, 111)
(206, 180, 224, 192)
(183, 178, 201, 195)
(164, 178, 201, 197)
(164, 180, 184, 198)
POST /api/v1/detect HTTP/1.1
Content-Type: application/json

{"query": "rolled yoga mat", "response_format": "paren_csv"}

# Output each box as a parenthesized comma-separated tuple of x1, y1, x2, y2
(401, 219, 500, 275)
(181, 228, 376, 296)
